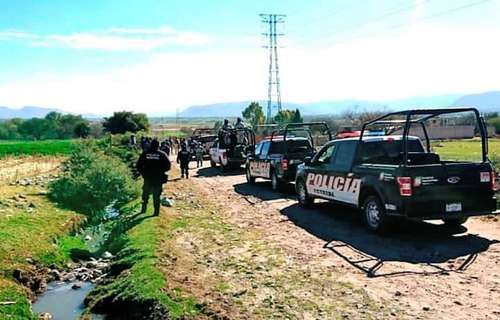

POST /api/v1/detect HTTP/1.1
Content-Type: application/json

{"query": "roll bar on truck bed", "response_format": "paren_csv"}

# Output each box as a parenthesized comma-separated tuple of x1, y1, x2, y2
(358, 108, 489, 165)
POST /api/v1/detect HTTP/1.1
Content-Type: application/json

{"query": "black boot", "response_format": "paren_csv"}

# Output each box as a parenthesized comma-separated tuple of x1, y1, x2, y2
(140, 203, 147, 214)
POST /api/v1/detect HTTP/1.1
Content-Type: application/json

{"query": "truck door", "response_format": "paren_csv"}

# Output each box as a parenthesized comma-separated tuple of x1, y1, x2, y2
(305, 143, 338, 200)
(210, 140, 219, 163)
(329, 140, 360, 205)
(248, 142, 263, 177)
(258, 141, 271, 178)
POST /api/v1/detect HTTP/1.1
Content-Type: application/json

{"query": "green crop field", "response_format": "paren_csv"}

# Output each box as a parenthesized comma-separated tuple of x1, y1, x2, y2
(0, 140, 76, 158)
(432, 138, 500, 162)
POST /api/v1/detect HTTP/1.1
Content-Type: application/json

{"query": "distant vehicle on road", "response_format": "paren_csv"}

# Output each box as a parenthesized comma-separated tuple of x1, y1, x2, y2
(246, 122, 332, 191)
(191, 128, 217, 158)
(209, 127, 255, 169)
(295, 108, 498, 232)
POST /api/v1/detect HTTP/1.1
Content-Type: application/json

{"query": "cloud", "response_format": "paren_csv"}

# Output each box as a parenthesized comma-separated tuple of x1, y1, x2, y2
(0, 23, 499, 114)
(0, 26, 211, 51)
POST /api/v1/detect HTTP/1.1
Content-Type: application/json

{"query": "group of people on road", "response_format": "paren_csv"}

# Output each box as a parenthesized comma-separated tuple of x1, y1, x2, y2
(135, 118, 248, 216)
(135, 135, 204, 215)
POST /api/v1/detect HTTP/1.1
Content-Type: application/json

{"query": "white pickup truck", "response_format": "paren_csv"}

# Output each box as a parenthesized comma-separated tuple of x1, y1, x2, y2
(209, 128, 255, 169)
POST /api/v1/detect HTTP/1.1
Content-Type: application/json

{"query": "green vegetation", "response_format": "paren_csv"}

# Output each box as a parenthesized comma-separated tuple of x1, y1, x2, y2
(432, 138, 500, 163)
(0, 139, 76, 158)
(0, 183, 83, 319)
(0, 112, 92, 140)
(86, 206, 200, 319)
(103, 111, 150, 134)
(49, 142, 140, 216)
(242, 101, 266, 128)
(0, 283, 36, 320)
(151, 129, 186, 138)
(274, 108, 303, 124)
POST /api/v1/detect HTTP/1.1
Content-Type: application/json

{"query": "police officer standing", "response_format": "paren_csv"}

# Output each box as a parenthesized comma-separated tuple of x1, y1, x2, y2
(136, 139, 171, 216)
(177, 145, 191, 179)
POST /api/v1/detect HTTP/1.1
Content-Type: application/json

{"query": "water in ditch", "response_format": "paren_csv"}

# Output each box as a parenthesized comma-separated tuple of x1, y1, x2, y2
(32, 281, 104, 320)
(32, 205, 121, 319)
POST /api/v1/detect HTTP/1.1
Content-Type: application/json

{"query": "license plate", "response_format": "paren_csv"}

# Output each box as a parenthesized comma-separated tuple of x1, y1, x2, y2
(446, 203, 462, 212)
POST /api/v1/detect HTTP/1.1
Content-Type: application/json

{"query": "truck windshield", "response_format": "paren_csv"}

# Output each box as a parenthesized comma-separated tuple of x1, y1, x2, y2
(270, 139, 313, 154)
(360, 139, 424, 165)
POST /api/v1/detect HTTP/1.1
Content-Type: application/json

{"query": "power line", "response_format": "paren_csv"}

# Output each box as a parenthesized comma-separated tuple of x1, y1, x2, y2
(291, 0, 429, 42)
(322, 0, 493, 48)
(260, 14, 286, 121)
(389, 0, 493, 29)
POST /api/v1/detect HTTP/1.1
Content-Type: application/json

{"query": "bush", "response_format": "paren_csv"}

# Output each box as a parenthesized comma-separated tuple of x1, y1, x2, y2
(49, 142, 139, 216)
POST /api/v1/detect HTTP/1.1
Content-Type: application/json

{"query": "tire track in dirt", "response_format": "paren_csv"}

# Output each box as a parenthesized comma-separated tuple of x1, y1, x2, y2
(191, 163, 500, 320)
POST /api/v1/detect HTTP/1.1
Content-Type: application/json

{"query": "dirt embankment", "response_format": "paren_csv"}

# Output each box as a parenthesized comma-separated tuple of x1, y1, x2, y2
(160, 162, 500, 319)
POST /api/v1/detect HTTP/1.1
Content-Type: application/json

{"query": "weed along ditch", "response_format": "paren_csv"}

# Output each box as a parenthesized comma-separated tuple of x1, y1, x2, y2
(31, 206, 119, 320)
(26, 141, 174, 320)
(0, 140, 178, 319)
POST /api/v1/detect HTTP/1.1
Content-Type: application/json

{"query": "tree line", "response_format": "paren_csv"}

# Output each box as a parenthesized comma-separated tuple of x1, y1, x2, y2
(0, 110, 150, 140)
(0, 112, 93, 140)
(240, 102, 303, 129)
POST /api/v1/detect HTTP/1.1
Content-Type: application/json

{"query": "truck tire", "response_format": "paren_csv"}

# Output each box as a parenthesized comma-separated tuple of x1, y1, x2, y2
(363, 195, 390, 233)
(210, 159, 216, 168)
(296, 179, 314, 208)
(271, 170, 281, 191)
(246, 167, 255, 183)
(443, 217, 468, 227)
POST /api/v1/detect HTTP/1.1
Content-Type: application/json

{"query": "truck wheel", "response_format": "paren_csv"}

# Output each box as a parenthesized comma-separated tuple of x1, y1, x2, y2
(363, 195, 390, 233)
(271, 170, 281, 191)
(210, 159, 216, 168)
(221, 158, 229, 171)
(246, 167, 255, 183)
(296, 179, 314, 208)
(443, 217, 468, 227)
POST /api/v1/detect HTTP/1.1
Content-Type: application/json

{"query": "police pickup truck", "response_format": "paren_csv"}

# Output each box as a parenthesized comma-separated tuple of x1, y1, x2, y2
(246, 122, 331, 190)
(209, 127, 255, 169)
(295, 108, 498, 232)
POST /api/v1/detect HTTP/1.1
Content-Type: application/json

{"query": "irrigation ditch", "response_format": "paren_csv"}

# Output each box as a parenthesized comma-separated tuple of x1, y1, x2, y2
(2, 140, 175, 320)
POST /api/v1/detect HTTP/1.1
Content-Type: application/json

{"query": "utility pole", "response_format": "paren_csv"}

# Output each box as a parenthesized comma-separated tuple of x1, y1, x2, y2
(260, 13, 286, 122)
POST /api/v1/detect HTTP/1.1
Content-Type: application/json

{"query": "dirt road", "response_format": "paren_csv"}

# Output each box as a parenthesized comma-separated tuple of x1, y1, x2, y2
(188, 162, 500, 319)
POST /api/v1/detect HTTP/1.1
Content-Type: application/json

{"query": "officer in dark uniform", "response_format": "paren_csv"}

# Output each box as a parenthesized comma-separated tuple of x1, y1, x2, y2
(136, 139, 171, 216)
(177, 145, 191, 179)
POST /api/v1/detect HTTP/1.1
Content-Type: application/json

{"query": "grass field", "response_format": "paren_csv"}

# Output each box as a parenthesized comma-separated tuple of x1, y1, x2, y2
(0, 140, 76, 158)
(432, 138, 500, 162)
(0, 174, 83, 319)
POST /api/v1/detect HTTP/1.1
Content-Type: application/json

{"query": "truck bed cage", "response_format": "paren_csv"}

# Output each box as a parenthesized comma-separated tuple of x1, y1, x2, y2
(359, 107, 488, 164)
(269, 122, 332, 152)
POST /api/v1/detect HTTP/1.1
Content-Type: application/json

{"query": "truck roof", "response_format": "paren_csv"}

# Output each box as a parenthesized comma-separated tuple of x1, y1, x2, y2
(330, 135, 421, 143)
(260, 136, 310, 143)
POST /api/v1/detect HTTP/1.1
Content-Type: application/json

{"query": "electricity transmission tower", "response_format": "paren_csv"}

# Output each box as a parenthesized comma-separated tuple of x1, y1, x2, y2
(260, 13, 286, 122)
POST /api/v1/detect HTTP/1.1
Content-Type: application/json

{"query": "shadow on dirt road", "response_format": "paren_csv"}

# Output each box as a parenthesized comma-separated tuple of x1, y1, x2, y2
(280, 202, 499, 278)
(234, 181, 296, 201)
(196, 166, 245, 178)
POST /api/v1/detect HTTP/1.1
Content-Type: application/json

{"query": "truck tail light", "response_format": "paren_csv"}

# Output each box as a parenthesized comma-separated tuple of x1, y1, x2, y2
(281, 158, 289, 171)
(397, 177, 413, 197)
(222, 152, 227, 159)
(492, 171, 497, 191)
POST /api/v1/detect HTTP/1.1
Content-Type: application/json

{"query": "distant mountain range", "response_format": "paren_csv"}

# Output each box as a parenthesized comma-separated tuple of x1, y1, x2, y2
(1, 91, 499, 119)
(179, 91, 500, 117)
(0, 106, 62, 119)
(0, 106, 102, 120)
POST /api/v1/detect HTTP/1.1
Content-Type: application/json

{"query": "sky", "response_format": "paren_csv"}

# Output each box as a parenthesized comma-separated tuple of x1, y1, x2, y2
(0, 0, 499, 115)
